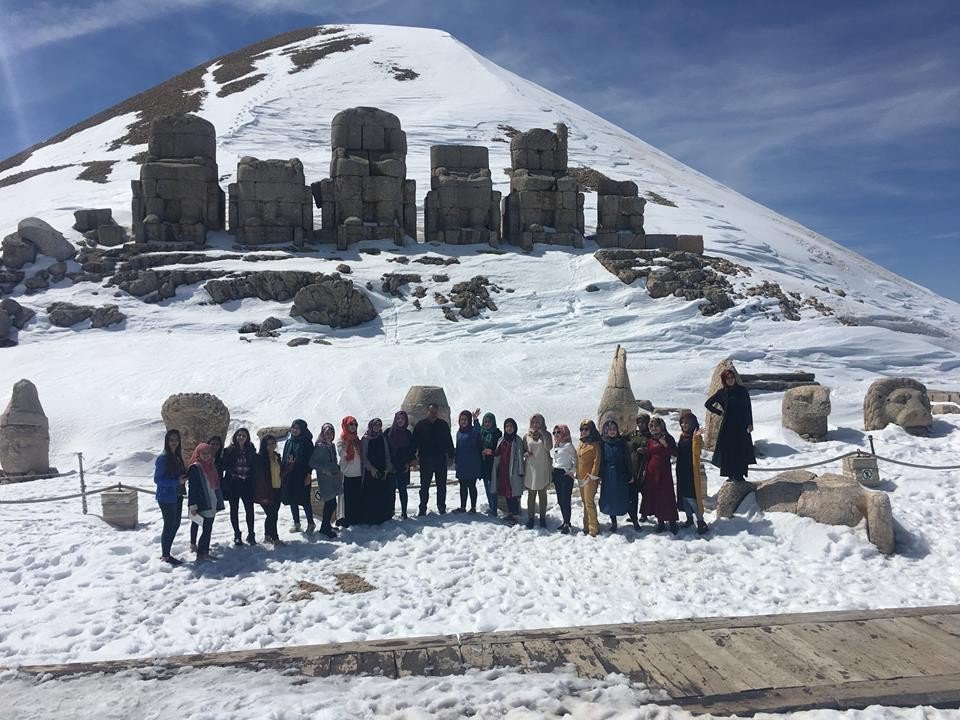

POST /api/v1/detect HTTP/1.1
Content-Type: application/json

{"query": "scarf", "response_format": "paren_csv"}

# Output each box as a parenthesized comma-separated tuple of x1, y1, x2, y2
(387, 411, 411, 447)
(318, 422, 336, 446)
(480, 412, 499, 448)
(189, 443, 220, 490)
(341, 415, 361, 462)
(579, 419, 601, 443)
(364, 418, 383, 439)
(457, 410, 474, 435)
(553, 424, 571, 444)
(502, 418, 518, 444)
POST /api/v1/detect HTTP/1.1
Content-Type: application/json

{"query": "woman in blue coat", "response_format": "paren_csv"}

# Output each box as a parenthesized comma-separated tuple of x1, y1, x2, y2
(154, 429, 187, 565)
(454, 409, 483, 514)
(598, 419, 631, 532)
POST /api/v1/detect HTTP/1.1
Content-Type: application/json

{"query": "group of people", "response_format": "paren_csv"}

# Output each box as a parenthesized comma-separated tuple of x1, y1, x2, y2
(154, 369, 756, 564)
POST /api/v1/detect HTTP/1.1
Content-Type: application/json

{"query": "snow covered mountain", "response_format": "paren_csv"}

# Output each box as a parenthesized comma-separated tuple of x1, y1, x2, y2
(1, 23, 959, 675)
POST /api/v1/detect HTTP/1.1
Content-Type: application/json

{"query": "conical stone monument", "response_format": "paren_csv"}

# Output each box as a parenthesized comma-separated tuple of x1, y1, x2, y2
(597, 345, 637, 432)
(0, 379, 52, 476)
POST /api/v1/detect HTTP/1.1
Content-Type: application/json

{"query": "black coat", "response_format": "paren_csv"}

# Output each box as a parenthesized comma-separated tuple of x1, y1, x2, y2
(221, 444, 257, 501)
(412, 418, 454, 462)
(186, 464, 224, 514)
(280, 436, 313, 506)
(705, 384, 757, 477)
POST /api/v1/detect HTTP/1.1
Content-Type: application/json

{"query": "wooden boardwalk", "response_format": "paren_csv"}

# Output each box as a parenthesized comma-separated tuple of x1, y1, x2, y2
(16, 605, 960, 714)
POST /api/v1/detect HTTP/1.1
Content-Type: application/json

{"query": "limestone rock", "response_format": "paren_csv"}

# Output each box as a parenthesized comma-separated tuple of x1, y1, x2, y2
(17, 218, 76, 261)
(47, 302, 94, 327)
(287, 337, 310, 347)
(257, 425, 290, 441)
(864, 491, 895, 555)
(1, 299, 33, 330)
(401, 385, 451, 428)
(597, 344, 638, 432)
(715, 480, 757, 519)
(795, 473, 864, 527)
(2, 233, 36, 269)
(863, 377, 933, 435)
(0, 312, 11, 348)
(755, 470, 817, 512)
(290, 276, 376, 328)
(932, 402, 960, 415)
(0, 379, 50, 475)
(261, 316, 283, 332)
(703, 359, 742, 451)
(161, 393, 230, 462)
(73, 208, 114, 233)
(782, 385, 831, 440)
(205, 271, 324, 303)
(90, 305, 126, 329)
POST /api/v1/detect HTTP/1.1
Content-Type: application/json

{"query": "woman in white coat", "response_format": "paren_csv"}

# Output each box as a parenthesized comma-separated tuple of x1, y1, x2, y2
(550, 424, 577, 534)
(523, 413, 553, 529)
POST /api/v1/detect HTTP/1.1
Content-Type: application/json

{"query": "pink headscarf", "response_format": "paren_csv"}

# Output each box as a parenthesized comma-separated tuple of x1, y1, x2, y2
(189, 442, 220, 489)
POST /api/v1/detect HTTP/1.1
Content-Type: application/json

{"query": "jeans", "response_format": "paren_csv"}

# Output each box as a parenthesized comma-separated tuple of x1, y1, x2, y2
(321, 499, 337, 528)
(418, 457, 448, 513)
(158, 499, 182, 556)
(290, 500, 314, 527)
(261, 502, 280, 540)
(229, 495, 255, 539)
(197, 516, 215, 555)
(458, 477, 478, 510)
(679, 495, 704, 522)
(552, 469, 574, 525)
(395, 470, 410, 515)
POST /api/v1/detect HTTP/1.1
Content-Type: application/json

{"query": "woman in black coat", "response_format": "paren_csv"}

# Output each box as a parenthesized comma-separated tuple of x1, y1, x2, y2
(385, 411, 416, 519)
(222, 428, 258, 546)
(705, 368, 757, 482)
(282, 419, 315, 533)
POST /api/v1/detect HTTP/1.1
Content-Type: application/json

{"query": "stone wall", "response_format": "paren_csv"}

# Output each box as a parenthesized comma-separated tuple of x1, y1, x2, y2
(131, 114, 225, 244)
(423, 145, 501, 246)
(595, 177, 645, 249)
(310, 107, 415, 249)
(502, 124, 585, 249)
(228, 157, 313, 246)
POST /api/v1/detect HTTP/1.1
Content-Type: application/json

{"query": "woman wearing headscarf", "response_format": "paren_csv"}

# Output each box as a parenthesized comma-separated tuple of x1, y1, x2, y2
(676, 412, 708, 534)
(385, 411, 415, 519)
(640, 417, 679, 534)
(337, 416, 363, 527)
(576, 420, 602, 537)
(222, 428, 258, 546)
(705, 368, 756, 483)
(598, 419, 631, 532)
(454, 409, 483, 514)
(479, 413, 503, 515)
(522, 413, 553, 529)
(490, 418, 524, 525)
(282, 419, 315, 533)
(550, 424, 576, 534)
(154, 429, 186, 564)
(253, 434, 284, 545)
(191, 434, 224, 553)
(361, 418, 394, 524)
(186, 442, 224, 561)
(310, 423, 341, 538)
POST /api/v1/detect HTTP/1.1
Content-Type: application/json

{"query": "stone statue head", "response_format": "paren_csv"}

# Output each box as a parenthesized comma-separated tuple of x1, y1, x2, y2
(863, 378, 933, 435)
(782, 385, 831, 440)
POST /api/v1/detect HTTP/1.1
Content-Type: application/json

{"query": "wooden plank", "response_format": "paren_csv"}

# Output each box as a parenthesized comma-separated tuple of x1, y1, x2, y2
(902, 617, 960, 658)
(919, 613, 960, 638)
(489, 641, 533, 670)
(707, 626, 850, 686)
(327, 653, 359, 676)
(626, 632, 729, 698)
(782, 622, 913, 681)
(860, 618, 960, 672)
(425, 645, 464, 676)
(396, 648, 430, 678)
(555, 638, 608, 679)
(583, 635, 652, 682)
(691, 628, 800, 690)
(357, 650, 397, 678)
(522, 639, 565, 673)
(672, 629, 777, 694)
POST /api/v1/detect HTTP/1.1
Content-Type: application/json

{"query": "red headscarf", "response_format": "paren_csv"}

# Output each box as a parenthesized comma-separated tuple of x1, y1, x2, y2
(552, 424, 571, 443)
(340, 416, 362, 462)
(189, 442, 220, 489)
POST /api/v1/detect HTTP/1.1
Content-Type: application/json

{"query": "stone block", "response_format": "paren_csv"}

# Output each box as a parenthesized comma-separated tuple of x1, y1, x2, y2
(332, 153, 370, 177)
(431, 145, 461, 169)
(618, 232, 646, 250)
(97, 224, 128, 247)
(598, 177, 639, 196)
(621, 196, 647, 215)
(644, 234, 678, 251)
(842, 454, 881, 488)
(361, 176, 401, 203)
(510, 171, 555, 192)
(404, 179, 416, 203)
(387, 128, 407, 155)
(331, 121, 363, 150)
(73, 208, 114, 233)
(361, 124, 386, 151)
(373, 157, 405, 178)
(677, 235, 705, 254)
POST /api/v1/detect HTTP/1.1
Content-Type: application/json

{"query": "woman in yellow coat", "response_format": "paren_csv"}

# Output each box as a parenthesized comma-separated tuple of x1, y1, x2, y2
(676, 411, 708, 534)
(576, 420, 602, 537)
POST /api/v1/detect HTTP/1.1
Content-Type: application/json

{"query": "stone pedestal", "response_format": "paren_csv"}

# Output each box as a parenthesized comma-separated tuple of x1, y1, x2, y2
(596, 177, 645, 249)
(311, 107, 415, 248)
(843, 454, 881, 488)
(101, 487, 138, 529)
(131, 114, 225, 244)
(424, 145, 501, 246)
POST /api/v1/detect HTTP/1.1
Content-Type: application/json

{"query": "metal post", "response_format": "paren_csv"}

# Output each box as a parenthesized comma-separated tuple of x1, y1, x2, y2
(78, 452, 87, 514)
(868, 434, 876, 456)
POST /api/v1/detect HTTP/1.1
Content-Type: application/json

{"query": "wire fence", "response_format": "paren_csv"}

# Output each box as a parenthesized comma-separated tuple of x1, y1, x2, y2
(0, 439, 957, 512)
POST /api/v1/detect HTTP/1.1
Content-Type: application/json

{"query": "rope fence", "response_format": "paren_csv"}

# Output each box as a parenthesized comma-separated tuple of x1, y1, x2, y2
(0, 441, 957, 512)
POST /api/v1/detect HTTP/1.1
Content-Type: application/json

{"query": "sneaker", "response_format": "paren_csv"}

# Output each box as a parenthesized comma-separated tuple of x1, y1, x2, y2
(273, 536, 287, 547)
(246, 533, 257, 545)
(487, 509, 498, 517)
(161, 555, 183, 566)
(319, 524, 338, 539)
(305, 523, 316, 534)
(631, 520, 641, 532)
(669, 521, 679, 535)
(697, 520, 709, 535)
(438, 508, 447, 515)
(504, 515, 519, 526)
(401, 511, 408, 519)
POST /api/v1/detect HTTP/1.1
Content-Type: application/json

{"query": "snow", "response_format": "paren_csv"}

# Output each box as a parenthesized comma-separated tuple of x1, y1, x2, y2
(0, 21, 959, 703)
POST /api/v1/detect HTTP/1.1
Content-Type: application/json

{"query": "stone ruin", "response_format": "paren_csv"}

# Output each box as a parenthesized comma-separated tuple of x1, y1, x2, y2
(716, 469, 895, 555)
(595, 177, 646, 249)
(73, 209, 128, 247)
(160, 392, 230, 462)
(131, 114, 225, 244)
(401, 385, 451, 429)
(424, 145, 501, 246)
(781, 385, 831, 441)
(228, 157, 313, 246)
(311, 107, 415, 249)
(597, 344, 638, 432)
(863, 377, 933, 435)
(502, 124, 584, 249)
(0, 379, 54, 477)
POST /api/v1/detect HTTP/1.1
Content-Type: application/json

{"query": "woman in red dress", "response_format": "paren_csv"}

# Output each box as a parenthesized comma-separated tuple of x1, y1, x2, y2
(639, 417, 679, 534)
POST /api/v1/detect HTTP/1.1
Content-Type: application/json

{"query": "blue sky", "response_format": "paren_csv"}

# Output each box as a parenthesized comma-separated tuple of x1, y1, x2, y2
(0, 0, 957, 300)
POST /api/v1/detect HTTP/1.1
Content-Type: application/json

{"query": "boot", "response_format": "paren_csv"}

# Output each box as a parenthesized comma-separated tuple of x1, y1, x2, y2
(319, 524, 338, 539)
(234, 535, 244, 546)
(305, 522, 316, 534)
(609, 516, 618, 533)
(697, 520, 709, 535)
(560, 523, 570, 535)
(682, 517, 694, 528)
(246, 533, 257, 545)
(656, 520, 665, 533)
(631, 517, 641, 532)
(539, 516, 547, 529)
(525, 516, 535, 529)
(669, 521, 679, 535)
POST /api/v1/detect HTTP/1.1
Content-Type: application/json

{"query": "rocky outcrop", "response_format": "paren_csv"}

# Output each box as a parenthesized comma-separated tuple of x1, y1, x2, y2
(782, 385, 831, 440)
(448, 276, 499, 319)
(17, 218, 76, 261)
(204, 270, 325, 303)
(0, 299, 34, 347)
(597, 344, 638, 432)
(863, 378, 933, 435)
(161, 393, 230, 462)
(46, 302, 125, 328)
(290, 275, 377, 328)
(90, 305, 126, 328)
(0, 379, 52, 476)
(111, 267, 227, 302)
(1, 233, 37, 269)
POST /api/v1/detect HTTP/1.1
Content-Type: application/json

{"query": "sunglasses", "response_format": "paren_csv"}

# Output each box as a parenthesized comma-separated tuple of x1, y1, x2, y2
(552, 429, 562, 435)
(348, 423, 358, 427)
